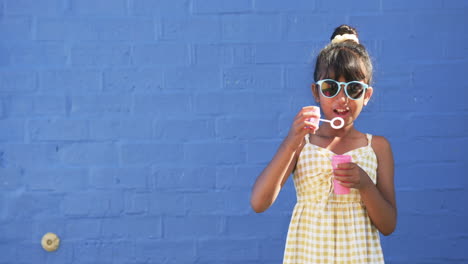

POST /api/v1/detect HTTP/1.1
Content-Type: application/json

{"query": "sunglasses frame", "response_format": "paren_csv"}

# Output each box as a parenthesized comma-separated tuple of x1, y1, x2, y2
(316, 79, 369, 100)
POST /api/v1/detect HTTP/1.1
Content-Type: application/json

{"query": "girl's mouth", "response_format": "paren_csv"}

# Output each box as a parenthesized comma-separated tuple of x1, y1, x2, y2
(334, 108, 350, 116)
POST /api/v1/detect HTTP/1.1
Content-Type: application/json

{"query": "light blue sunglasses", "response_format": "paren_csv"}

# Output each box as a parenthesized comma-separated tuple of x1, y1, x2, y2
(316, 79, 369, 100)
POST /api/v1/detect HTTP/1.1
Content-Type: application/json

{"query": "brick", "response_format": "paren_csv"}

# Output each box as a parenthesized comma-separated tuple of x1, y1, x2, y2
(39, 70, 102, 93)
(350, 15, 412, 40)
(0, 119, 24, 141)
(164, 215, 223, 239)
(71, 43, 131, 66)
(101, 217, 162, 239)
(131, 0, 190, 16)
(6, 192, 61, 219)
(193, 92, 289, 117)
(222, 14, 281, 42)
(165, 66, 220, 91)
(4, 0, 65, 15)
(161, 15, 220, 42)
(37, 17, 154, 41)
(9, 95, 64, 117)
(72, 0, 127, 15)
(2, 43, 66, 66)
(33, 95, 67, 116)
(91, 167, 149, 190)
(0, 143, 59, 167)
(121, 143, 182, 165)
(193, 0, 252, 14)
(58, 143, 119, 166)
(412, 13, 465, 38)
(72, 240, 113, 263)
(120, 119, 153, 140)
(0, 16, 32, 40)
(135, 240, 196, 263)
(394, 137, 466, 164)
(0, 168, 23, 190)
(285, 66, 314, 94)
(398, 163, 465, 190)
(255, 0, 316, 12)
(132, 43, 189, 66)
(0, 243, 16, 262)
(18, 241, 74, 264)
(70, 95, 132, 117)
(104, 68, 164, 92)
(133, 93, 191, 116)
(184, 142, 245, 165)
(108, 241, 135, 263)
(232, 44, 255, 65)
(391, 221, 467, 259)
(185, 190, 252, 215)
(24, 167, 88, 191)
(382, 0, 443, 10)
(397, 189, 467, 215)
(283, 15, 328, 41)
(124, 191, 150, 215)
(320, 0, 379, 12)
(154, 167, 216, 190)
(380, 37, 444, 63)
(255, 42, 315, 64)
(224, 190, 256, 215)
(216, 166, 261, 190)
(29, 119, 88, 141)
(89, 119, 152, 141)
(259, 238, 287, 261)
(196, 239, 259, 262)
(444, 37, 468, 60)
(149, 192, 186, 216)
(63, 191, 124, 217)
(413, 63, 465, 110)
(246, 140, 282, 164)
(216, 118, 279, 140)
(153, 118, 215, 141)
(194, 44, 232, 65)
(0, 70, 36, 92)
(222, 66, 283, 90)
(184, 192, 225, 215)
(444, 1, 468, 8)
(0, 220, 33, 241)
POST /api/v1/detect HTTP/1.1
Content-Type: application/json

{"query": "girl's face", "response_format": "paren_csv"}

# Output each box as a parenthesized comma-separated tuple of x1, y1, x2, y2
(312, 75, 373, 128)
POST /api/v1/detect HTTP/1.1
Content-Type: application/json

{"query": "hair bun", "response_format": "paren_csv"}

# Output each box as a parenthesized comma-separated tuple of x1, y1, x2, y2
(330, 24, 359, 44)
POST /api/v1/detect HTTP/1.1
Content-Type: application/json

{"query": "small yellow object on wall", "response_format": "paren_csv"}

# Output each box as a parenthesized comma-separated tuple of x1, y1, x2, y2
(41, 233, 60, 252)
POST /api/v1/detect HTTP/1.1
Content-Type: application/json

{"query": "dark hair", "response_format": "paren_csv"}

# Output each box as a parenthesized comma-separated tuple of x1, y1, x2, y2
(314, 25, 373, 84)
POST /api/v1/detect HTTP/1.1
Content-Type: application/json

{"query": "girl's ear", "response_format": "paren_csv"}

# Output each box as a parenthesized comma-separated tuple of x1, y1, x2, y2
(363, 87, 373, 106)
(311, 84, 320, 103)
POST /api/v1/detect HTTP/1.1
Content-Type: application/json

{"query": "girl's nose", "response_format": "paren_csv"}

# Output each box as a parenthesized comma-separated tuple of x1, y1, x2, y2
(337, 85, 348, 102)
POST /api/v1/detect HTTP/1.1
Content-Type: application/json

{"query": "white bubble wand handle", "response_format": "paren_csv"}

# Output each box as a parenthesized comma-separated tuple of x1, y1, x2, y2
(319, 117, 344, 129)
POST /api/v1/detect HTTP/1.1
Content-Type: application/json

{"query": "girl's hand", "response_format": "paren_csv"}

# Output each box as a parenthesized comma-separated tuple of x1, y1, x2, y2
(333, 162, 373, 190)
(284, 106, 320, 150)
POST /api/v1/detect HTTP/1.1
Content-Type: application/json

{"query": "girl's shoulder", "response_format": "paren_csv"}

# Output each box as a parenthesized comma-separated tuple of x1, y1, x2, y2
(370, 134, 393, 159)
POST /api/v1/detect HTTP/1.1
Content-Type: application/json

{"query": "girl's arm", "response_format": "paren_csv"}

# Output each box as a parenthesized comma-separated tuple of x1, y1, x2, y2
(250, 107, 319, 213)
(361, 136, 397, 235)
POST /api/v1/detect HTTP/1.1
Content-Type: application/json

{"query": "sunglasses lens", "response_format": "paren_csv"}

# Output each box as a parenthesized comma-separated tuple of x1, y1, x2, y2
(320, 80, 339, 97)
(347, 82, 365, 99)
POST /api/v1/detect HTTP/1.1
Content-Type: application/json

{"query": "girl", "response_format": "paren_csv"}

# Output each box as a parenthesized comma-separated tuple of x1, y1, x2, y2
(250, 25, 397, 263)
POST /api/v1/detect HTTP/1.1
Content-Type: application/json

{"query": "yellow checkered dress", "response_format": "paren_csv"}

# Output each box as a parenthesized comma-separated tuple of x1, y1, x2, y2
(283, 134, 384, 263)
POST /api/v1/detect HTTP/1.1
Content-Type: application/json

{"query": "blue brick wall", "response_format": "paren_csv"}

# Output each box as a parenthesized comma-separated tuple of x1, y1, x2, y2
(0, 0, 467, 263)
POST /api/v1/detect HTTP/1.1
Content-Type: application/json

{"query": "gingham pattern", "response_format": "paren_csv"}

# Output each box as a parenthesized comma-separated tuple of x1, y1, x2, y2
(283, 134, 384, 264)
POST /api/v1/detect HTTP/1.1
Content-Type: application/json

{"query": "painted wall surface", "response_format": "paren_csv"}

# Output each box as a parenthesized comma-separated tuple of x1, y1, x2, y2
(0, 0, 467, 263)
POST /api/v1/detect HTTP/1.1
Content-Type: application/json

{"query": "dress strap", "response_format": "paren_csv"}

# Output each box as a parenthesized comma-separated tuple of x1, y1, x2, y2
(366, 133, 373, 147)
